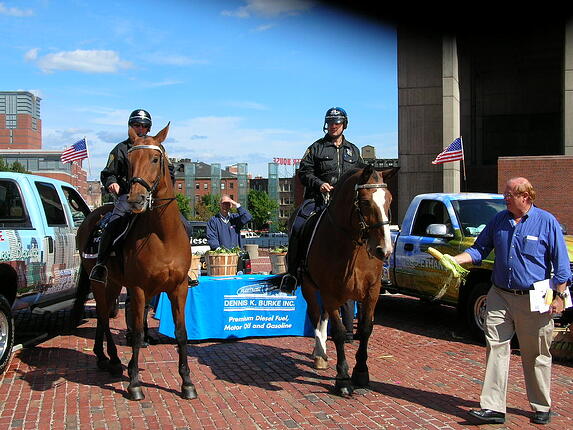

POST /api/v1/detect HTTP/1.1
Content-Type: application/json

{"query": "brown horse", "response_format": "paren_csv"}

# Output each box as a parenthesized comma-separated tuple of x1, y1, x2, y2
(76, 124, 196, 401)
(299, 165, 396, 396)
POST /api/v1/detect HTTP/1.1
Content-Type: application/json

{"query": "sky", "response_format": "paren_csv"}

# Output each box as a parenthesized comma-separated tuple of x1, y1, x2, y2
(1, 0, 397, 180)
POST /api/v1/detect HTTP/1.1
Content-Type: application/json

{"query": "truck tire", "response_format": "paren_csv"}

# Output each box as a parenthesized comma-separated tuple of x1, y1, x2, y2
(0, 295, 14, 375)
(465, 281, 490, 342)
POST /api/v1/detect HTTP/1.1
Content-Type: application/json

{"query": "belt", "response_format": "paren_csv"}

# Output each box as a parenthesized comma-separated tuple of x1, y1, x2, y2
(494, 284, 531, 295)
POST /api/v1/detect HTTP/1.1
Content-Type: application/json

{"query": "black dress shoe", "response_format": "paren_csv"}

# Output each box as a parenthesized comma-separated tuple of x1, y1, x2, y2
(532, 411, 551, 425)
(468, 409, 505, 424)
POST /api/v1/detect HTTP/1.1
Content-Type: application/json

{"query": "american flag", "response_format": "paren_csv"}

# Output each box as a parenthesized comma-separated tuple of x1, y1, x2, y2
(432, 137, 464, 164)
(61, 138, 88, 164)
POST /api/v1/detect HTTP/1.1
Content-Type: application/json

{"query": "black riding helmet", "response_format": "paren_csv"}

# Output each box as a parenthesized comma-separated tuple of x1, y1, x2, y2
(128, 109, 152, 129)
(323, 107, 348, 132)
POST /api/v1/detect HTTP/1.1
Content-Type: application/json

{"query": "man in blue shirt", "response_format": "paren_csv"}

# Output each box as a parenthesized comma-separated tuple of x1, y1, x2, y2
(207, 195, 253, 250)
(452, 177, 570, 425)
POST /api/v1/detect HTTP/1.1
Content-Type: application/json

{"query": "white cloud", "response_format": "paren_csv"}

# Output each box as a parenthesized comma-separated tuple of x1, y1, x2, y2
(24, 48, 38, 61)
(222, 0, 315, 18)
(146, 53, 208, 66)
(253, 23, 275, 32)
(35, 50, 132, 73)
(0, 2, 33, 16)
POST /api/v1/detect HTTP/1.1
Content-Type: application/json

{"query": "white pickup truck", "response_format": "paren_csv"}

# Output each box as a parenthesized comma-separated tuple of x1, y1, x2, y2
(0, 172, 91, 373)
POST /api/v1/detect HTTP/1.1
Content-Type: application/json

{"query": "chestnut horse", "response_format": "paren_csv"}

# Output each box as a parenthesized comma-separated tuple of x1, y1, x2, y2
(299, 165, 396, 396)
(76, 124, 196, 401)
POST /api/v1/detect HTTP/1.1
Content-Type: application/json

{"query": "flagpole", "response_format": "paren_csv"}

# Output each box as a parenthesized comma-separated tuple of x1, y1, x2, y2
(460, 135, 467, 183)
(85, 136, 92, 177)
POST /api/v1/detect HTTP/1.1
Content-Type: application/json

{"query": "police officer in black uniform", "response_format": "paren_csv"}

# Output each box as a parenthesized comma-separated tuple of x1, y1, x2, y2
(285, 107, 364, 342)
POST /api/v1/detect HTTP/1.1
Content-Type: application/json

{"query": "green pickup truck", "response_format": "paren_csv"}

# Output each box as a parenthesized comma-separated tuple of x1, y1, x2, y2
(382, 192, 573, 340)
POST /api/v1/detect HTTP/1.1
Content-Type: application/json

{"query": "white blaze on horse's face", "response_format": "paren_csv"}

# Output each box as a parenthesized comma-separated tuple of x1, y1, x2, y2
(372, 187, 393, 259)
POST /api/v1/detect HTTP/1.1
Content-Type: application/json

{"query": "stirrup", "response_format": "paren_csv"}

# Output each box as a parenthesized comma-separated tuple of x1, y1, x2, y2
(89, 264, 108, 284)
(280, 273, 298, 293)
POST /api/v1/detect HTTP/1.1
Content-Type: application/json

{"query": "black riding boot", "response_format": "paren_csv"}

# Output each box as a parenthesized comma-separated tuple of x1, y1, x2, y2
(89, 219, 120, 284)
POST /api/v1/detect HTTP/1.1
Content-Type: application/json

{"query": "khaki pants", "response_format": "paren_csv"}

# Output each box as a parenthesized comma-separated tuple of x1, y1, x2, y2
(480, 286, 554, 413)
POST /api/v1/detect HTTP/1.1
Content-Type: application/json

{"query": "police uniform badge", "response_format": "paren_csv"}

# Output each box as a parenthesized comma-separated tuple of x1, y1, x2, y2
(343, 147, 354, 162)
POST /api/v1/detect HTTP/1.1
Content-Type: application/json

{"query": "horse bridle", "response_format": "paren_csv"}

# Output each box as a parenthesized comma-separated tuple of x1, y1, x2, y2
(127, 144, 175, 210)
(353, 183, 391, 242)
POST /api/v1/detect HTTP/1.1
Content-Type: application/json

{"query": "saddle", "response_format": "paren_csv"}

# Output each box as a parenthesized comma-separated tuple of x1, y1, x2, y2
(82, 212, 134, 259)
(289, 199, 325, 276)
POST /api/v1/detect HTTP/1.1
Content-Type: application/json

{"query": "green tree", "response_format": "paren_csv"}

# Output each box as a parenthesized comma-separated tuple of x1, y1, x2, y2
(247, 189, 278, 231)
(176, 193, 192, 219)
(0, 158, 29, 173)
(193, 193, 220, 221)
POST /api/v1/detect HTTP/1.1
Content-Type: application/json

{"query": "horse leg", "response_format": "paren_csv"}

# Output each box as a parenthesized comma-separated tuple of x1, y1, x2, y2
(126, 288, 146, 401)
(91, 282, 111, 371)
(104, 281, 122, 377)
(351, 292, 378, 388)
(328, 306, 353, 397)
(168, 283, 197, 400)
(302, 285, 328, 369)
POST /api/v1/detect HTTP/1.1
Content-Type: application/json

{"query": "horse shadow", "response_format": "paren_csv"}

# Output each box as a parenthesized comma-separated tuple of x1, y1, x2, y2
(184, 338, 334, 394)
(13, 322, 179, 399)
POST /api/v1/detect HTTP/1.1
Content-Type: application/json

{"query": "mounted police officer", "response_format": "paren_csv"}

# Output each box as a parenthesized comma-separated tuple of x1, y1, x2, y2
(283, 107, 364, 340)
(89, 109, 154, 284)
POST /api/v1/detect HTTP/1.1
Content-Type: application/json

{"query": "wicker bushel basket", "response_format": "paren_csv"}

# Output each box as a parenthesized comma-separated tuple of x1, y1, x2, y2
(206, 253, 239, 276)
(188, 254, 202, 282)
(269, 252, 287, 274)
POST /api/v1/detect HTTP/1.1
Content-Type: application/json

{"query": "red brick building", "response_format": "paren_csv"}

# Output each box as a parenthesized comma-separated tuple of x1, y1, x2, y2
(498, 155, 573, 231)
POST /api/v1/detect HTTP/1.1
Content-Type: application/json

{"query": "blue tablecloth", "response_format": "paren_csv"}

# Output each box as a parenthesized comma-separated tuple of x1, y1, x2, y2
(154, 275, 314, 340)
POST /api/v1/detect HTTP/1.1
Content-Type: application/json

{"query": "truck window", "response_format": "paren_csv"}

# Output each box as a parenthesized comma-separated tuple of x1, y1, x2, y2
(412, 200, 450, 236)
(0, 180, 31, 228)
(452, 199, 506, 237)
(35, 182, 67, 226)
(62, 186, 91, 227)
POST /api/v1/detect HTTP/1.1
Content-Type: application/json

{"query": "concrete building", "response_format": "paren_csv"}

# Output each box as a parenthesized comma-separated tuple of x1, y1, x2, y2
(396, 15, 573, 222)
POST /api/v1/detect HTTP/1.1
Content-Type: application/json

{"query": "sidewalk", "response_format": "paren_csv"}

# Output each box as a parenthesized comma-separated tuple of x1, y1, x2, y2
(1, 294, 571, 429)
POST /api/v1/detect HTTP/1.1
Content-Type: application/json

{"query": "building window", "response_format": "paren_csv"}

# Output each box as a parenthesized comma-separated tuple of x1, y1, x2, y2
(5, 114, 16, 129)
(195, 183, 199, 189)
(203, 183, 208, 190)
(221, 183, 225, 190)
(230, 183, 234, 189)
(178, 183, 182, 190)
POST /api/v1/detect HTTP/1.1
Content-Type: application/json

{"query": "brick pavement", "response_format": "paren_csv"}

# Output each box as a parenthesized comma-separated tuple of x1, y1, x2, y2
(1, 294, 571, 429)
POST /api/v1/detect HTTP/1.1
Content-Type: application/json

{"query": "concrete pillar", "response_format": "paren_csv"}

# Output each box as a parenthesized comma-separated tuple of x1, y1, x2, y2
(442, 36, 461, 192)
(565, 18, 573, 155)
(397, 31, 444, 222)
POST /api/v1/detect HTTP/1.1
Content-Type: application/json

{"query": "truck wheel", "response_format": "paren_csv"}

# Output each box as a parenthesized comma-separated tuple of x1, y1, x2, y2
(0, 295, 14, 374)
(465, 282, 490, 342)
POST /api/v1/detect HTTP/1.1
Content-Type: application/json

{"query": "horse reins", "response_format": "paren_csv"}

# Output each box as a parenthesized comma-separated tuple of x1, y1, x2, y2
(127, 144, 176, 210)
(323, 182, 391, 245)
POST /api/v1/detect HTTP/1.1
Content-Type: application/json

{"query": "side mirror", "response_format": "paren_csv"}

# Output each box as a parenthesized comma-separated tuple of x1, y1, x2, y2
(426, 223, 454, 238)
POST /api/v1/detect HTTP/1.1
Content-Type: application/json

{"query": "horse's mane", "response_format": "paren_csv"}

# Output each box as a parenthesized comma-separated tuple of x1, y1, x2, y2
(330, 166, 375, 200)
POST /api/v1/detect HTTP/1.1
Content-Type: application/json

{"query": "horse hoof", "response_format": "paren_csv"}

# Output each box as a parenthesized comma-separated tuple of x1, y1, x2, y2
(128, 386, 145, 401)
(314, 356, 328, 370)
(181, 384, 198, 400)
(336, 385, 353, 398)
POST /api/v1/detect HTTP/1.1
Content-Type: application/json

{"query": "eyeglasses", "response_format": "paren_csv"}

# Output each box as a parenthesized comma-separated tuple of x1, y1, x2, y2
(503, 192, 522, 199)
